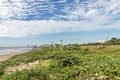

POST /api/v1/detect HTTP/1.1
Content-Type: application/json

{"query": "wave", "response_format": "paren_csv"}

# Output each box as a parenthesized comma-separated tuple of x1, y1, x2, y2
(0, 47, 32, 55)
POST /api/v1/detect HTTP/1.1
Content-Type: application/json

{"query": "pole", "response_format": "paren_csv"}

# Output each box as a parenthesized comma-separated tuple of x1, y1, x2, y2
(60, 40, 63, 51)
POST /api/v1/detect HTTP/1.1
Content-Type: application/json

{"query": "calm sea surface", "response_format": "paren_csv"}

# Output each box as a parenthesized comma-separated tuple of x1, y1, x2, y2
(0, 47, 32, 55)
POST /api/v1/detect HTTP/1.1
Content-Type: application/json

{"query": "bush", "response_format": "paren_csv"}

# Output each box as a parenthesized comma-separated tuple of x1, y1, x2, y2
(0, 62, 5, 77)
(82, 48, 91, 54)
(0, 67, 4, 77)
(50, 52, 67, 60)
(59, 57, 81, 68)
(64, 46, 81, 50)
(1, 68, 50, 80)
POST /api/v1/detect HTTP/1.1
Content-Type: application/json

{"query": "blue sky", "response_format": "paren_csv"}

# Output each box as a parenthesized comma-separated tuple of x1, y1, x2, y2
(0, 0, 120, 47)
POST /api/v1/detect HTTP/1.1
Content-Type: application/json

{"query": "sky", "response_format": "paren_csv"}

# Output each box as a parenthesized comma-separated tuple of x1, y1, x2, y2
(0, 0, 120, 47)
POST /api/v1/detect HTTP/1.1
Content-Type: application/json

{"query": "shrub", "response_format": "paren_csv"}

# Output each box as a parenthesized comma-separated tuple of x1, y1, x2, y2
(64, 46, 81, 50)
(0, 67, 4, 77)
(82, 48, 91, 54)
(1, 68, 50, 80)
(58, 57, 80, 68)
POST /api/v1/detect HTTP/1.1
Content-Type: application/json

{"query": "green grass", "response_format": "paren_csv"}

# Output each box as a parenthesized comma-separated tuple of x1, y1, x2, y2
(0, 46, 120, 80)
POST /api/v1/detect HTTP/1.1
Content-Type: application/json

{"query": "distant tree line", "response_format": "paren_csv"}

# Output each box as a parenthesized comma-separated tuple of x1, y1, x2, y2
(29, 37, 120, 50)
(82, 37, 120, 46)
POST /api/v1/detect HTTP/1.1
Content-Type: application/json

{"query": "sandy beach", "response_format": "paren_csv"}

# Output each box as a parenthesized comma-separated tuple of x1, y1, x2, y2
(0, 53, 17, 62)
(0, 48, 32, 62)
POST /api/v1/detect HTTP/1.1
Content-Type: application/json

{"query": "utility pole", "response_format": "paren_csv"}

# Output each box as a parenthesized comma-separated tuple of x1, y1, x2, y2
(60, 39, 63, 51)
(51, 41, 53, 48)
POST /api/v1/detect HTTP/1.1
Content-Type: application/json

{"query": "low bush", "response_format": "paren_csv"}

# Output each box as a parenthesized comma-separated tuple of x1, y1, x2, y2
(59, 57, 80, 68)
(1, 68, 50, 80)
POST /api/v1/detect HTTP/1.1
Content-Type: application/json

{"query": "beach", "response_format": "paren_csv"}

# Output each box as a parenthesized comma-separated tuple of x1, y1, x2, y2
(0, 53, 17, 62)
(0, 47, 32, 62)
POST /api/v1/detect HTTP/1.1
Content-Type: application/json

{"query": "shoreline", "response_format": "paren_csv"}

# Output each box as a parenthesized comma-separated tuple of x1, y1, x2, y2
(0, 50, 32, 62)
(0, 53, 18, 62)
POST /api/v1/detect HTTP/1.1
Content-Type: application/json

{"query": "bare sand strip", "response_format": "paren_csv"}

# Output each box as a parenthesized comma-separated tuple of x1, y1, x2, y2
(0, 49, 32, 62)
(0, 53, 18, 62)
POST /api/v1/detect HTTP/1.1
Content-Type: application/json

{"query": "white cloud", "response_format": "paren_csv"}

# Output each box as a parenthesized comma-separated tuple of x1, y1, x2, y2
(0, 20, 120, 38)
(63, 0, 120, 23)
(57, 0, 67, 3)
(0, 0, 120, 37)
(0, 0, 54, 19)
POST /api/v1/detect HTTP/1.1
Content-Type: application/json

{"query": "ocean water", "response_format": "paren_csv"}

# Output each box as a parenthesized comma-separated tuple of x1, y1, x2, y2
(0, 47, 32, 55)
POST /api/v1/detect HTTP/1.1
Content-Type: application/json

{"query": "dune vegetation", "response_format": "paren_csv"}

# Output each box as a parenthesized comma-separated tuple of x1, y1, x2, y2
(0, 45, 120, 80)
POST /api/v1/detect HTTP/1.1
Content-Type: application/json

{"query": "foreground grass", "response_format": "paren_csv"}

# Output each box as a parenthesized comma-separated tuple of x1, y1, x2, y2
(0, 46, 120, 80)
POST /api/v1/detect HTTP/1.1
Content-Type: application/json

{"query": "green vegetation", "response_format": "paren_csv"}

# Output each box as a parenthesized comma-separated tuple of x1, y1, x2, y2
(82, 37, 120, 46)
(0, 45, 120, 80)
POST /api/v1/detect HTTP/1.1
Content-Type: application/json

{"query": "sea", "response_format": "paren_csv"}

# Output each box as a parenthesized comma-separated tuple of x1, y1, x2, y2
(0, 47, 32, 55)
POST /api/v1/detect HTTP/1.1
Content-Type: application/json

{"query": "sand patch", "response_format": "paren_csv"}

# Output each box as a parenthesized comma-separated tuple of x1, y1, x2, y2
(5, 59, 51, 74)
(0, 54, 17, 62)
(5, 60, 39, 74)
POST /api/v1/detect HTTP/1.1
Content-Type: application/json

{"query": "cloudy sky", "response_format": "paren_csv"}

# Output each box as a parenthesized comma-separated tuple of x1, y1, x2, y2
(0, 0, 120, 46)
